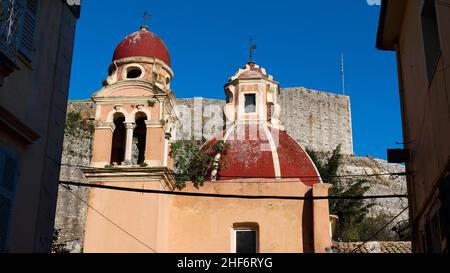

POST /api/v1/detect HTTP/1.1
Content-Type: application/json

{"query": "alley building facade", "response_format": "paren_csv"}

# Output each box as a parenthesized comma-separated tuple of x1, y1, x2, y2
(377, 0, 450, 253)
(0, 0, 80, 252)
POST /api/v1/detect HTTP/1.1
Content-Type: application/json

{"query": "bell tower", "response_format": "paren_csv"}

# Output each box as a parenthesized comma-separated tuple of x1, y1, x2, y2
(82, 25, 178, 252)
(89, 25, 177, 168)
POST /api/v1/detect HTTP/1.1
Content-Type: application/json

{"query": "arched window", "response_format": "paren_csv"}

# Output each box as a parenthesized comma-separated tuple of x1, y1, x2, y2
(132, 112, 148, 165)
(110, 113, 126, 165)
(126, 67, 142, 79)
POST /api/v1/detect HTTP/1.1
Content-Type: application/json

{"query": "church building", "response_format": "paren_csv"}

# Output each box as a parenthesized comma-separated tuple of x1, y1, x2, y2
(81, 24, 332, 253)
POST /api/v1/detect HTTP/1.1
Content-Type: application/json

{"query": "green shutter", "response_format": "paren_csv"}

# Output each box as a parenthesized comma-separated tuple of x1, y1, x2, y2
(19, 0, 39, 61)
(0, 149, 19, 253)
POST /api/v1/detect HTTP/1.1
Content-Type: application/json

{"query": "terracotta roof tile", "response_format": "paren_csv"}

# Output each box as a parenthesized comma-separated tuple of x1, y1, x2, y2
(332, 241, 412, 253)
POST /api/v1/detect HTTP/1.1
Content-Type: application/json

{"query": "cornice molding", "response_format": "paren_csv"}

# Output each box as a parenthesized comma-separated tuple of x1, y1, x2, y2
(0, 105, 40, 144)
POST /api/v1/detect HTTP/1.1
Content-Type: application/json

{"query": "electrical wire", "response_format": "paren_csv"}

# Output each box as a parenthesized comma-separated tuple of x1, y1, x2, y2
(58, 162, 412, 181)
(61, 184, 158, 253)
(59, 180, 407, 201)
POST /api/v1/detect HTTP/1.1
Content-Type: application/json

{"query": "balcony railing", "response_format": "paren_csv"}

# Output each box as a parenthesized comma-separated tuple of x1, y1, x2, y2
(0, 0, 22, 65)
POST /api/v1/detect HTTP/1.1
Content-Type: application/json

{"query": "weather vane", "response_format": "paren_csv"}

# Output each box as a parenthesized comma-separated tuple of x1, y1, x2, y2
(249, 36, 257, 62)
(143, 10, 151, 26)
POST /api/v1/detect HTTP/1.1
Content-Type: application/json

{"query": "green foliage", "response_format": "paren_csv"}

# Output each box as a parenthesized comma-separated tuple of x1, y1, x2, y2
(65, 111, 94, 137)
(147, 99, 156, 107)
(104, 164, 113, 169)
(358, 213, 400, 242)
(337, 213, 409, 242)
(170, 139, 230, 189)
(392, 219, 411, 241)
(306, 145, 374, 241)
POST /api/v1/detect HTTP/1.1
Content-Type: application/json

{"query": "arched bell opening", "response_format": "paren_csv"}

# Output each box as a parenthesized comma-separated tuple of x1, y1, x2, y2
(132, 112, 148, 165)
(110, 113, 126, 165)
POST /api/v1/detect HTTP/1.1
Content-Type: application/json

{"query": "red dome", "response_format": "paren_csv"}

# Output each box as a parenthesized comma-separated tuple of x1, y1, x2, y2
(113, 26, 171, 66)
(205, 124, 321, 186)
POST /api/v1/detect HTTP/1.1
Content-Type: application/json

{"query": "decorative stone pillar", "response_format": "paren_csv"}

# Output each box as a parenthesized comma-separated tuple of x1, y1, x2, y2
(123, 122, 135, 165)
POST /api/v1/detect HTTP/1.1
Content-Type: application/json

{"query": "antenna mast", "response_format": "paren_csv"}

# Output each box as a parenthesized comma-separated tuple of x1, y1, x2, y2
(341, 53, 346, 94)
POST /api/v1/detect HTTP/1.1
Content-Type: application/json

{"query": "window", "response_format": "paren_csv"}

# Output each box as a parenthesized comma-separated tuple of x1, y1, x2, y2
(233, 227, 258, 253)
(244, 94, 256, 113)
(0, 147, 20, 253)
(267, 102, 274, 121)
(421, 0, 441, 84)
(19, 0, 40, 61)
(127, 67, 142, 79)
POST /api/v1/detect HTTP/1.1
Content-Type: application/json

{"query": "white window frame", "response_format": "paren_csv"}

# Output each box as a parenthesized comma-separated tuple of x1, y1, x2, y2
(231, 227, 259, 253)
(244, 93, 257, 114)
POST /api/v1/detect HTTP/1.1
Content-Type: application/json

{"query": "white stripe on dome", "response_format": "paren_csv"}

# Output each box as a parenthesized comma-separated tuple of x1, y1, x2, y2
(210, 124, 237, 181)
(262, 124, 281, 179)
(223, 124, 237, 142)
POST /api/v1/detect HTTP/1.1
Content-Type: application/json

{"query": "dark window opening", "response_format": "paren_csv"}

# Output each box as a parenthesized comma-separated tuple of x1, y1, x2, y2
(421, 0, 441, 84)
(235, 230, 257, 253)
(108, 66, 114, 76)
(110, 115, 126, 165)
(132, 115, 147, 165)
(226, 90, 234, 104)
(127, 68, 142, 79)
(267, 102, 274, 121)
(244, 94, 256, 113)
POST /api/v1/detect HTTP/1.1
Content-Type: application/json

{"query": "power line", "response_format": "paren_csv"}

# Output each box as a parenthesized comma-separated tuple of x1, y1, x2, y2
(59, 181, 407, 201)
(61, 185, 157, 253)
(349, 206, 409, 253)
(58, 162, 412, 181)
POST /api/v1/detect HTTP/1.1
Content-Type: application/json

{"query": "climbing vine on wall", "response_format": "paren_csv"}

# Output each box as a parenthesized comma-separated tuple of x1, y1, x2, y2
(170, 139, 230, 189)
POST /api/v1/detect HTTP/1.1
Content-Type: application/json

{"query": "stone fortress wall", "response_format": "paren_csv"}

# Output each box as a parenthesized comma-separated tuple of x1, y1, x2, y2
(278, 87, 353, 154)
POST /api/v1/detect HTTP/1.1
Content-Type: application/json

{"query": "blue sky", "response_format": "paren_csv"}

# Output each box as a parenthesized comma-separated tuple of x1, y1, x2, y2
(69, 0, 401, 159)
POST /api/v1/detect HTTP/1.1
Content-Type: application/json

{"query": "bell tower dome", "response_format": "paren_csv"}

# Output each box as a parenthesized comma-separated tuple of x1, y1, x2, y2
(224, 61, 283, 130)
(104, 25, 173, 92)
